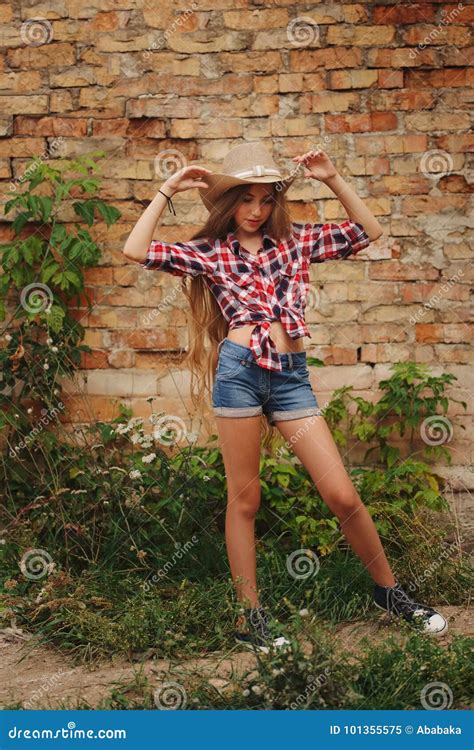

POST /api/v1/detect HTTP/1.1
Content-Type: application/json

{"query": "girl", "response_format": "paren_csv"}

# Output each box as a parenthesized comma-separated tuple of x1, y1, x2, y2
(123, 141, 448, 652)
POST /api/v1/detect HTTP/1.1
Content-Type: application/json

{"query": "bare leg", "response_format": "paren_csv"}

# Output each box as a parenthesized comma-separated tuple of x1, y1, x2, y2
(275, 415, 396, 587)
(215, 415, 264, 609)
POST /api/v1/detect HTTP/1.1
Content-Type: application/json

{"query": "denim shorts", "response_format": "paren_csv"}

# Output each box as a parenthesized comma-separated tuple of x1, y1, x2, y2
(212, 338, 322, 426)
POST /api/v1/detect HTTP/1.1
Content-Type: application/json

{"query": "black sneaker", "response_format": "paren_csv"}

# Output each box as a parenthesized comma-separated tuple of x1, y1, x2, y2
(233, 607, 291, 654)
(373, 581, 448, 636)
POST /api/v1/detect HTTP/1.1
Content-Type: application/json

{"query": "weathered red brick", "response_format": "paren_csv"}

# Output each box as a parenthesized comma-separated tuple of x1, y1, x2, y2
(14, 116, 88, 137)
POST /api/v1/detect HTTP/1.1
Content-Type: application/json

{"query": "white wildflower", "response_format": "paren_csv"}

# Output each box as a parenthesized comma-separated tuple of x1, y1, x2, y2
(251, 685, 262, 695)
(35, 587, 47, 603)
(43, 363, 49, 370)
(51, 346, 59, 353)
(242, 689, 250, 697)
(142, 453, 156, 464)
(46, 337, 53, 345)
(116, 424, 131, 435)
(299, 608, 310, 618)
(129, 469, 142, 480)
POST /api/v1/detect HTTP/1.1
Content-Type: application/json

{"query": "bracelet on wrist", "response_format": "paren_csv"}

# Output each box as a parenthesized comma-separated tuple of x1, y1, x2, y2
(158, 188, 176, 216)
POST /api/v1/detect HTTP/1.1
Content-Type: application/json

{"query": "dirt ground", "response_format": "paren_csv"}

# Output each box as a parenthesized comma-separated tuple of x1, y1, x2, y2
(1, 605, 472, 709)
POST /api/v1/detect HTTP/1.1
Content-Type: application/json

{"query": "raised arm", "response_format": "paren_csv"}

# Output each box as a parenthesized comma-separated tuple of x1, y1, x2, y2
(122, 165, 212, 263)
(321, 173, 383, 241)
(292, 149, 384, 242)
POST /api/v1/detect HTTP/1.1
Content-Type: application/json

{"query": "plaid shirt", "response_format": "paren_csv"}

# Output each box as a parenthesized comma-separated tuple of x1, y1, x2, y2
(139, 221, 371, 371)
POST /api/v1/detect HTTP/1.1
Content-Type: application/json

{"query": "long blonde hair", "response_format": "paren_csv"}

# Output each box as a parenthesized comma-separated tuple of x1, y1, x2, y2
(179, 183, 293, 451)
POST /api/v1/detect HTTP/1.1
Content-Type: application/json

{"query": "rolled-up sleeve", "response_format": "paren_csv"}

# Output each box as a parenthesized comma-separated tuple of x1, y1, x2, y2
(138, 239, 215, 277)
(294, 221, 371, 262)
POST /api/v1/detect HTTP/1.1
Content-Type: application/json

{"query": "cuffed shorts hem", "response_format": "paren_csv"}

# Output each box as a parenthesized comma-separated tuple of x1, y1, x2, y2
(267, 407, 323, 426)
(213, 405, 263, 418)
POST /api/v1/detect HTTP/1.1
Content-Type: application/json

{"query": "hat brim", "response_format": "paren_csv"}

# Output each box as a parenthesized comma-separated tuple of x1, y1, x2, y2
(198, 171, 298, 212)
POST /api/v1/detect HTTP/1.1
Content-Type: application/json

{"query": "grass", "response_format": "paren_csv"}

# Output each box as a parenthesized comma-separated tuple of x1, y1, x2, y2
(5, 628, 473, 711)
(2, 535, 471, 666)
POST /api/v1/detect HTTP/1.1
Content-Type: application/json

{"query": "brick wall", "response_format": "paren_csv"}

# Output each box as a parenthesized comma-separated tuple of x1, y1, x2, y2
(0, 1, 472, 483)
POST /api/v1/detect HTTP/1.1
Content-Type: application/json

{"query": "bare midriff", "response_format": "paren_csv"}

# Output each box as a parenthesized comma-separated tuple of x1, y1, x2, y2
(225, 242, 305, 354)
(227, 321, 305, 354)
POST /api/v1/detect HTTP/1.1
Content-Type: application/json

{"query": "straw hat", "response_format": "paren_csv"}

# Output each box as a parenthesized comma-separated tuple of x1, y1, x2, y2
(198, 141, 298, 212)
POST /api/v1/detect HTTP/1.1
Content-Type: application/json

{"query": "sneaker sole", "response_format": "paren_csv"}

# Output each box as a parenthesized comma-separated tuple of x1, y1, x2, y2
(234, 636, 291, 654)
(373, 601, 448, 637)
(234, 637, 270, 654)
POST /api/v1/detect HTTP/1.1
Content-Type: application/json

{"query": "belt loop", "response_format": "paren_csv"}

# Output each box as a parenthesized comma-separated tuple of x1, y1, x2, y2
(288, 351, 293, 369)
(217, 338, 226, 355)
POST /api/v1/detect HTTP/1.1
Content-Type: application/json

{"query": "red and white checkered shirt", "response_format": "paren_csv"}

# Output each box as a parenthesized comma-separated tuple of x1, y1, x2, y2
(139, 221, 371, 371)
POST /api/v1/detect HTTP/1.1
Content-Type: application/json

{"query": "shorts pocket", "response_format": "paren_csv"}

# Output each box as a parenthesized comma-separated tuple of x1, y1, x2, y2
(215, 352, 247, 381)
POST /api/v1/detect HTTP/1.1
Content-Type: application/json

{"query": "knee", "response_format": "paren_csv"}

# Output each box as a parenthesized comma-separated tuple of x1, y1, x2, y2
(326, 488, 363, 520)
(228, 479, 261, 518)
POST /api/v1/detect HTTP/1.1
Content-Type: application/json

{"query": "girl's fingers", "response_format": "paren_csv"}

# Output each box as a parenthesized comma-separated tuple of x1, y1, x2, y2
(292, 149, 325, 163)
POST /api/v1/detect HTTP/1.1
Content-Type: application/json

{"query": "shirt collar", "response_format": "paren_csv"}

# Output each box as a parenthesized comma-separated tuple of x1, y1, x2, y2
(225, 228, 276, 256)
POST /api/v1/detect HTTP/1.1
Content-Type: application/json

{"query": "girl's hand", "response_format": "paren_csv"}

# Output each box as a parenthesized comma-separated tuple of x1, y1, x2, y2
(162, 165, 213, 195)
(291, 149, 338, 182)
